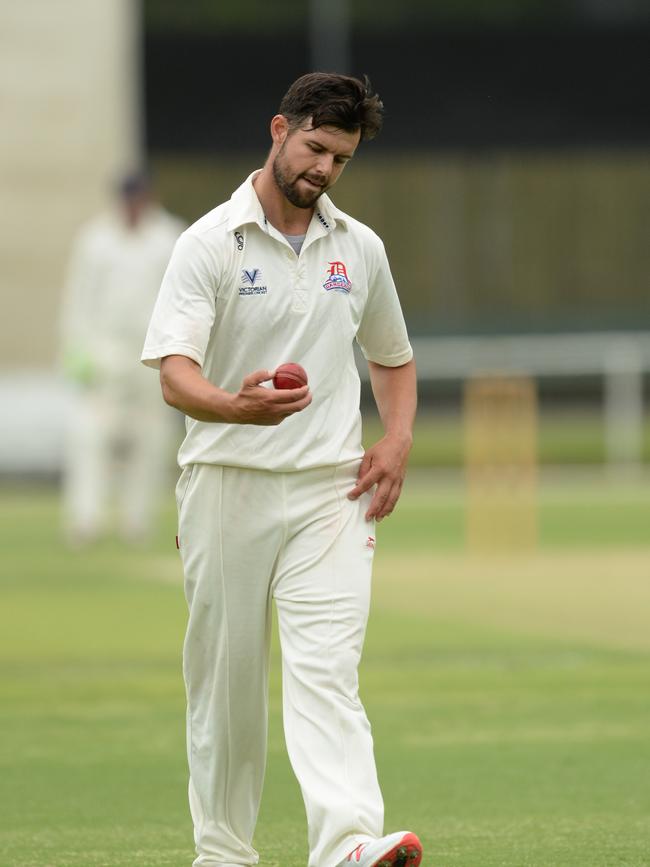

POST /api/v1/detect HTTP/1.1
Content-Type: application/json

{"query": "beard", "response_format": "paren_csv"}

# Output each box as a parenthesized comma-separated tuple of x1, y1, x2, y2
(272, 145, 328, 209)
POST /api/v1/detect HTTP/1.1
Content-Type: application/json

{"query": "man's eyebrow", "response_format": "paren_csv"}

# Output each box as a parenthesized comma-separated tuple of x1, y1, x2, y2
(307, 137, 355, 160)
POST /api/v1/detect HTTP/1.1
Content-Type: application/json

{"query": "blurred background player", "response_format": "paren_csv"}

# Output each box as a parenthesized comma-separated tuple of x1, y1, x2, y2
(59, 172, 185, 545)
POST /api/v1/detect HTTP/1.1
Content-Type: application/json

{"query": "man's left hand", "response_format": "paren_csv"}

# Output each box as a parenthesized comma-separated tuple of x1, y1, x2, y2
(347, 431, 413, 521)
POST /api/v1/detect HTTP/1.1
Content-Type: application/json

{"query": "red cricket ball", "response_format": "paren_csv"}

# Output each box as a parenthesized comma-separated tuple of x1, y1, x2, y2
(273, 362, 308, 390)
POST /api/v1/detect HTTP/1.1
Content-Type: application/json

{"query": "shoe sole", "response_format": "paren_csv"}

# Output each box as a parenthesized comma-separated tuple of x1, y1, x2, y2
(372, 832, 423, 867)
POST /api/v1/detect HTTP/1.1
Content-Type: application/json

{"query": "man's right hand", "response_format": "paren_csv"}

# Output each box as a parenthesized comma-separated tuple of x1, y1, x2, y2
(230, 369, 312, 425)
(159, 355, 312, 425)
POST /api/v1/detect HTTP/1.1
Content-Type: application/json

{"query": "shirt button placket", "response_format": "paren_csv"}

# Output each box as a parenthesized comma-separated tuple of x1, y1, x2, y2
(291, 261, 307, 313)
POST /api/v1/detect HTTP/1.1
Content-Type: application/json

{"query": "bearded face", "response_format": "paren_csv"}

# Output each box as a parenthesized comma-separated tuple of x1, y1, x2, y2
(269, 121, 360, 210)
(272, 140, 328, 209)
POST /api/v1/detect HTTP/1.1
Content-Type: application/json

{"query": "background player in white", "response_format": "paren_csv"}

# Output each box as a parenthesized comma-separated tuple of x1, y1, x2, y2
(142, 73, 420, 867)
(61, 172, 184, 544)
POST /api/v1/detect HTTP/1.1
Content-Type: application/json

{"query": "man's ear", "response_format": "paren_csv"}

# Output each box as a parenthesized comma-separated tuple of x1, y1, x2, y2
(270, 114, 289, 146)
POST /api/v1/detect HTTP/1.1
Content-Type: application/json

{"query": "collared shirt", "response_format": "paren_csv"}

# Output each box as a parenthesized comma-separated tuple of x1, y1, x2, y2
(141, 171, 413, 471)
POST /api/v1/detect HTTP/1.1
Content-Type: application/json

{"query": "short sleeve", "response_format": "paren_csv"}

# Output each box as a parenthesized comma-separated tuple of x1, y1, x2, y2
(141, 232, 218, 370)
(356, 238, 413, 367)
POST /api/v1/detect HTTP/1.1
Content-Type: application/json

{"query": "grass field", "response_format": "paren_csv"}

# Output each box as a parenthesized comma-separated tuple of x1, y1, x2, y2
(1, 471, 650, 866)
(363, 410, 650, 468)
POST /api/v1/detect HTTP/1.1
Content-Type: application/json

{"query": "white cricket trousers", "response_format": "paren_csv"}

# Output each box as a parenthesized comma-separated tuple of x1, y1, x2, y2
(63, 384, 171, 541)
(176, 461, 384, 867)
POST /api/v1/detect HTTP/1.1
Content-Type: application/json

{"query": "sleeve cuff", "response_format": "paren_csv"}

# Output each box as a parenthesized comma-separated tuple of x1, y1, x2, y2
(140, 343, 204, 370)
(359, 345, 413, 367)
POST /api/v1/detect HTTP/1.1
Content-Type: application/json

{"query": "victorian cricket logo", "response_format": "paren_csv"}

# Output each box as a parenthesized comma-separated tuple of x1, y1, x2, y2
(239, 268, 268, 295)
(242, 268, 260, 285)
(323, 261, 352, 294)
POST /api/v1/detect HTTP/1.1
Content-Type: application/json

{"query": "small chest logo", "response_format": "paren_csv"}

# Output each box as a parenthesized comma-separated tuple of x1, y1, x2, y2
(366, 535, 376, 550)
(242, 268, 260, 285)
(239, 268, 268, 296)
(323, 261, 352, 294)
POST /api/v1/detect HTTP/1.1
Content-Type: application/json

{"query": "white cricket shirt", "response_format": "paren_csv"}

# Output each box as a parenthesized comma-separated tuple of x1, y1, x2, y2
(62, 206, 185, 386)
(141, 171, 413, 471)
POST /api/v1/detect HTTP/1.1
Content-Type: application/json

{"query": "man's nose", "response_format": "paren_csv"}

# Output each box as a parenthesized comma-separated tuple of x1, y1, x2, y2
(314, 153, 334, 176)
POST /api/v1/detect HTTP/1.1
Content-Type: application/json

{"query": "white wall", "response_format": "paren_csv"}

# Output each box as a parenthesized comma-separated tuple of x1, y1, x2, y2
(0, 0, 141, 369)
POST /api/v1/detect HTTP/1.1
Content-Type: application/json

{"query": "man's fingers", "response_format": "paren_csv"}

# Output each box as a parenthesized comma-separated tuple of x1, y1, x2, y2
(242, 369, 274, 388)
(242, 370, 310, 397)
(364, 479, 392, 521)
(260, 390, 312, 423)
(357, 451, 372, 483)
(368, 478, 403, 521)
(275, 392, 312, 416)
(347, 465, 381, 500)
(233, 370, 312, 425)
(348, 466, 405, 518)
(346, 435, 411, 517)
(268, 384, 310, 403)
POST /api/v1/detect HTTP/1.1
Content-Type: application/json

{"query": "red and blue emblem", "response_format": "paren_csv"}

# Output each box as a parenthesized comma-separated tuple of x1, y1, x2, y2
(323, 261, 352, 294)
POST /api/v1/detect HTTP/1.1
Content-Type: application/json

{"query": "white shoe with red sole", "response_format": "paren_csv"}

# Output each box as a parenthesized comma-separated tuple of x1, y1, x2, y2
(337, 831, 423, 866)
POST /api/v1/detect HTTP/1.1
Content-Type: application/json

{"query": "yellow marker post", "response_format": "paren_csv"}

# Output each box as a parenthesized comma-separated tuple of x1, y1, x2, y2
(464, 375, 538, 552)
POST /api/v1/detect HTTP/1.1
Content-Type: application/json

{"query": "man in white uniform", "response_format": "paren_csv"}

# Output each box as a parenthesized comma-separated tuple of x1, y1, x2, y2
(61, 173, 184, 544)
(142, 73, 420, 867)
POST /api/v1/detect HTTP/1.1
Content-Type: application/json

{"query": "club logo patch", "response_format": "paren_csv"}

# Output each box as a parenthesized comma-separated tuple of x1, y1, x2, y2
(239, 268, 268, 296)
(323, 261, 352, 294)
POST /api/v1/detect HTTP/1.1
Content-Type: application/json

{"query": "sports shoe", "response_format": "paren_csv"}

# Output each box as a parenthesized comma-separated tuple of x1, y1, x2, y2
(337, 831, 423, 866)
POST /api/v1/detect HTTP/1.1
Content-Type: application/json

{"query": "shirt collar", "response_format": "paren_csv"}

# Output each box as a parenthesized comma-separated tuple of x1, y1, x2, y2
(226, 170, 349, 234)
(314, 193, 348, 232)
(225, 171, 267, 232)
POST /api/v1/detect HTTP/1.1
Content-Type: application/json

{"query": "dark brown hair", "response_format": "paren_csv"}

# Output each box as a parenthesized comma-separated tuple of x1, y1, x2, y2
(278, 72, 383, 141)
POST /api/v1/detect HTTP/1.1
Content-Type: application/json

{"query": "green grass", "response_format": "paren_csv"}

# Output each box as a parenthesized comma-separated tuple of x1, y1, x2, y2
(365, 410, 650, 468)
(1, 474, 650, 866)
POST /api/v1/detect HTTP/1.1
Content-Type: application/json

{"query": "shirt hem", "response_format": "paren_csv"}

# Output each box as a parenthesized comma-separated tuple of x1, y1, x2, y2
(176, 454, 364, 473)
